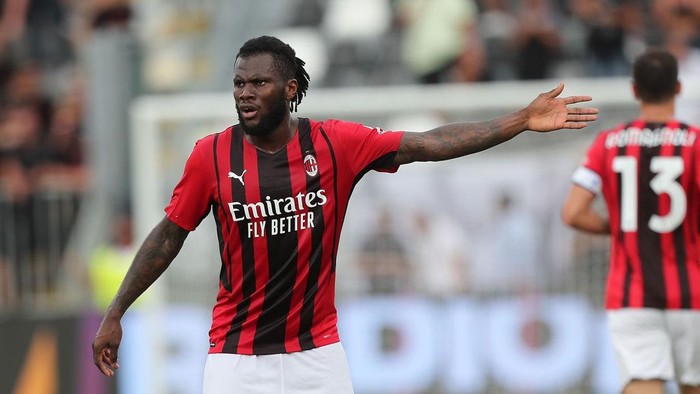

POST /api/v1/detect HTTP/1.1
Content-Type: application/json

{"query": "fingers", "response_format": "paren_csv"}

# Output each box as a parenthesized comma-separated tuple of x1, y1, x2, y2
(95, 350, 115, 376)
(563, 95, 593, 104)
(563, 112, 598, 129)
(565, 104, 598, 128)
(562, 121, 592, 129)
(93, 343, 120, 377)
(546, 82, 565, 97)
(567, 114, 598, 122)
(567, 107, 599, 115)
(107, 346, 120, 368)
(96, 363, 113, 376)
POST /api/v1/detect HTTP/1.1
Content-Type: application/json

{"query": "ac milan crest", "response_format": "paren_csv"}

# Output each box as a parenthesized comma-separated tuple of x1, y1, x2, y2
(304, 154, 318, 177)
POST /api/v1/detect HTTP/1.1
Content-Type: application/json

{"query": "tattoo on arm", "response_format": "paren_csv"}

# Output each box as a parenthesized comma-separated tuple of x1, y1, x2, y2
(107, 217, 189, 317)
(394, 110, 528, 165)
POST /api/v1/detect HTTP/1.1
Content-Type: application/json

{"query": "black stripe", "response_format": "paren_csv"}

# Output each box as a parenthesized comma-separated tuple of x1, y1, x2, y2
(253, 137, 298, 354)
(673, 143, 691, 308)
(213, 133, 232, 292)
(298, 118, 326, 350)
(621, 238, 633, 307)
(223, 126, 257, 353)
(637, 137, 665, 308)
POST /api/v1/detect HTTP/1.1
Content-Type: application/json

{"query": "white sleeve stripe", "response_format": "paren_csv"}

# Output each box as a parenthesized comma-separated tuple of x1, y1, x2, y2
(571, 166, 602, 194)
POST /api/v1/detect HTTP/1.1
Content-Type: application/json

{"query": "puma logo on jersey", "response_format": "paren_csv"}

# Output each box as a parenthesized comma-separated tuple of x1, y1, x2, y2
(228, 170, 246, 185)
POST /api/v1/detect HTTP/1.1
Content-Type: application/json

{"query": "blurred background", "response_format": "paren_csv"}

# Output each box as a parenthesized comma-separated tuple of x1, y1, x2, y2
(2, 0, 700, 393)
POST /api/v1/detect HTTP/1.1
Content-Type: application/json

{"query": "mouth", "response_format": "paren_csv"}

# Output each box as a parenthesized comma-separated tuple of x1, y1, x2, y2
(238, 104, 258, 120)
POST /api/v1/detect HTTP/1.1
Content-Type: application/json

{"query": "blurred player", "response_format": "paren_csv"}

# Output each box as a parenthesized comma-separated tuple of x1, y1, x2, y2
(562, 48, 700, 394)
(92, 35, 597, 393)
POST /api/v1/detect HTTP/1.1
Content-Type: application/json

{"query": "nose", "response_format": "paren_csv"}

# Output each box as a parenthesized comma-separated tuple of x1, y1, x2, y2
(237, 83, 254, 100)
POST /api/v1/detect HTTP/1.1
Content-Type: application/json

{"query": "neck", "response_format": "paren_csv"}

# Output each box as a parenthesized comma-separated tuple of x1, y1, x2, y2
(245, 116, 298, 154)
(638, 100, 675, 123)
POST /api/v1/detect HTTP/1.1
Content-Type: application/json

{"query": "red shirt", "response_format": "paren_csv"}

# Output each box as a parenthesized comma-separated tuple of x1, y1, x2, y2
(573, 119, 700, 310)
(165, 118, 404, 354)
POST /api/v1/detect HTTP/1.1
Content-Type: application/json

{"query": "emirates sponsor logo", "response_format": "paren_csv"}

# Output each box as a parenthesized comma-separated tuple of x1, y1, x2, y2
(227, 190, 328, 238)
(304, 154, 318, 177)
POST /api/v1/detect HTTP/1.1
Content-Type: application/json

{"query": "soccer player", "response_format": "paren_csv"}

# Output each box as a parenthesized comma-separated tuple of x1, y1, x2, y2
(561, 48, 700, 394)
(92, 35, 598, 393)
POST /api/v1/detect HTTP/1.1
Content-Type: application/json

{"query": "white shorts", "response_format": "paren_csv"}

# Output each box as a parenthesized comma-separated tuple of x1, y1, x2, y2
(203, 342, 354, 394)
(607, 309, 700, 388)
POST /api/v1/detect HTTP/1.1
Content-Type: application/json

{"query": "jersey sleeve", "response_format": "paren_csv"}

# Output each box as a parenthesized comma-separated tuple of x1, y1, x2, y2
(165, 138, 215, 231)
(693, 127, 700, 192)
(572, 132, 606, 194)
(325, 119, 404, 175)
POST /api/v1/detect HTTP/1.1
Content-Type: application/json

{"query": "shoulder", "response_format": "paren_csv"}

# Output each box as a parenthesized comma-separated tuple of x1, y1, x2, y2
(685, 122, 700, 134)
(306, 119, 362, 141)
(186, 126, 235, 165)
(313, 118, 389, 135)
(193, 126, 234, 150)
(309, 118, 358, 131)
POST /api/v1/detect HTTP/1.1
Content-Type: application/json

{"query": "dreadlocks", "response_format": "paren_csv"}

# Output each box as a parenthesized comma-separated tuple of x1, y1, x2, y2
(236, 36, 311, 112)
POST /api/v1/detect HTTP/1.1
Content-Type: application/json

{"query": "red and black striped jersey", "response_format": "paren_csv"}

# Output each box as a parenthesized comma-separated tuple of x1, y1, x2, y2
(572, 119, 700, 310)
(165, 118, 404, 354)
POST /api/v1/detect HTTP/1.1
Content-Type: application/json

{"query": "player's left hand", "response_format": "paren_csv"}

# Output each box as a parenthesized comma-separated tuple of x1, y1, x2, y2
(526, 83, 599, 132)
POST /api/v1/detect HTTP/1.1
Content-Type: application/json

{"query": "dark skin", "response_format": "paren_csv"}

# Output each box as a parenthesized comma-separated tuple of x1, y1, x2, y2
(92, 217, 188, 376)
(93, 53, 598, 376)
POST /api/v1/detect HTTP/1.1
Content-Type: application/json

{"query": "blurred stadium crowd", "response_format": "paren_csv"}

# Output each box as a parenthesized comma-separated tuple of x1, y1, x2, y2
(1, 0, 700, 311)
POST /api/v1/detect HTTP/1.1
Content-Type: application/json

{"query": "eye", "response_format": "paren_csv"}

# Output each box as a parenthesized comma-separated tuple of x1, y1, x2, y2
(255, 80, 266, 86)
(233, 80, 244, 88)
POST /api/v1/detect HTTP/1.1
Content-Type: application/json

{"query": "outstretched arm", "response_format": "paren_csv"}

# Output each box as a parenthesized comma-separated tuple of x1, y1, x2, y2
(92, 216, 189, 377)
(394, 83, 598, 164)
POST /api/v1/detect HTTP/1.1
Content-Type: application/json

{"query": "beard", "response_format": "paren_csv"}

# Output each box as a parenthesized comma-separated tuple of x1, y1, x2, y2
(236, 90, 289, 136)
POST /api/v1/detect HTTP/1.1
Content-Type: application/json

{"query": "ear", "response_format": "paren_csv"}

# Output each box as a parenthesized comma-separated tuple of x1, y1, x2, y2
(286, 79, 298, 101)
(675, 80, 681, 95)
(632, 82, 640, 99)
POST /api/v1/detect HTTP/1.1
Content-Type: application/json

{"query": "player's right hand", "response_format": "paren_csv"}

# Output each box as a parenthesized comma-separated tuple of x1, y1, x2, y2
(92, 316, 122, 377)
